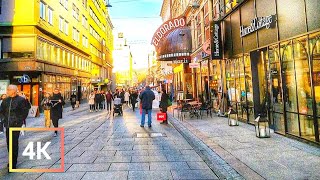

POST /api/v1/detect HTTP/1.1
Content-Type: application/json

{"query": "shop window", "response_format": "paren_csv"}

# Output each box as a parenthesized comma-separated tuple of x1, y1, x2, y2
(2, 52, 34, 58)
(281, 42, 298, 113)
(310, 33, 320, 117)
(294, 38, 313, 115)
(244, 55, 254, 123)
(286, 112, 299, 136)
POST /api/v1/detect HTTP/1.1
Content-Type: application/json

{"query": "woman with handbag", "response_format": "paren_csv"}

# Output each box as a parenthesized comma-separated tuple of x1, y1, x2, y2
(159, 89, 170, 124)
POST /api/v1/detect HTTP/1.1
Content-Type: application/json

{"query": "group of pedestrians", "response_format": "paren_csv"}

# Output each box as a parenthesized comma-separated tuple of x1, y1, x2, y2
(88, 90, 113, 112)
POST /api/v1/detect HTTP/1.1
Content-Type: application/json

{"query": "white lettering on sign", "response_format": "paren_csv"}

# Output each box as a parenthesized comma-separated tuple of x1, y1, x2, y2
(152, 16, 186, 47)
(240, 15, 276, 37)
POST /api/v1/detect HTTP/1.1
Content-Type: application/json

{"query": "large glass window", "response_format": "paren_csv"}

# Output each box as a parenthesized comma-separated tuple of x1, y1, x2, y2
(244, 55, 254, 123)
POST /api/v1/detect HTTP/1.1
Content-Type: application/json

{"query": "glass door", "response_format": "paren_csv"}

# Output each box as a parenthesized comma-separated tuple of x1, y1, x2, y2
(268, 45, 285, 133)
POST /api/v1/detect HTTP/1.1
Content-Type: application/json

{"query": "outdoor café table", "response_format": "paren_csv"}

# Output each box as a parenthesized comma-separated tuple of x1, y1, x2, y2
(188, 101, 201, 118)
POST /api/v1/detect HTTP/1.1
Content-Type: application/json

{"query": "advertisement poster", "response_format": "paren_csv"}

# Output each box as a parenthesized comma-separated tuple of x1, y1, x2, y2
(0, 80, 9, 95)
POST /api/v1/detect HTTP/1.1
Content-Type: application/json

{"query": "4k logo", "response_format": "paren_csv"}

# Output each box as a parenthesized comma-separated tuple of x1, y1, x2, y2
(9, 127, 65, 173)
(22, 142, 51, 160)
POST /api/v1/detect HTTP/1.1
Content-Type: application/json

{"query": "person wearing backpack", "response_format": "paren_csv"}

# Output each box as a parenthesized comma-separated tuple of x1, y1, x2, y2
(159, 89, 170, 124)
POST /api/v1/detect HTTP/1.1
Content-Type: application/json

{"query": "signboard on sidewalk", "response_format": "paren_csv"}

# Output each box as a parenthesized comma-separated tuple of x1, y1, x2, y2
(0, 80, 9, 95)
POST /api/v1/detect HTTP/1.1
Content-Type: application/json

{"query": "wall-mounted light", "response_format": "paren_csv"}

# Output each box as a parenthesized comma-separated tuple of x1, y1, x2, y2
(190, 1, 200, 9)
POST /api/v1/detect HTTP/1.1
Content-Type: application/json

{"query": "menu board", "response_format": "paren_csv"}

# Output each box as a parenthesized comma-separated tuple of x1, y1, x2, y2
(0, 80, 9, 95)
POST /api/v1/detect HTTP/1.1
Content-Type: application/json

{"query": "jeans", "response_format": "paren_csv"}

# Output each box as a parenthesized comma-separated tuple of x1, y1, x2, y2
(6, 128, 20, 168)
(106, 101, 112, 111)
(141, 109, 152, 126)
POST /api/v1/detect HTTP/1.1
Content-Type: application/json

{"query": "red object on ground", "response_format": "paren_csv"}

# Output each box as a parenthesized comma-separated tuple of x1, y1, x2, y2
(156, 113, 167, 121)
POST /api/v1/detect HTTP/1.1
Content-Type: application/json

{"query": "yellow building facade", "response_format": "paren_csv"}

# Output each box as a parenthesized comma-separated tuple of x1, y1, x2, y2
(0, 0, 113, 107)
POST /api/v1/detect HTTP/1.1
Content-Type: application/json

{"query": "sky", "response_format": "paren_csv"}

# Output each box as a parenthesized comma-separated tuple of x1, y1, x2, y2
(108, 0, 163, 69)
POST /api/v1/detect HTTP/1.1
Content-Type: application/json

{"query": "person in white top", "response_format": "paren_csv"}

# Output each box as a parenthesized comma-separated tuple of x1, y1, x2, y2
(124, 90, 130, 106)
(88, 91, 95, 112)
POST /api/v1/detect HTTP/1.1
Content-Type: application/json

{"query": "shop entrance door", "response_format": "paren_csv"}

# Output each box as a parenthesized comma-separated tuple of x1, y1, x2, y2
(250, 48, 268, 118)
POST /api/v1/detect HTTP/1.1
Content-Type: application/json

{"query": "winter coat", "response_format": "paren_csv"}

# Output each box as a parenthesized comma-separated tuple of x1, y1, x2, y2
(139, 87, 155, 110)
(124, 92, 130, 102)
(130, 92, 138, 104)
(0, 95, 30, 128)
(160, 93, 169, 109)
(106, 93, 113, 102)
(94, 93, 103, 103)
(70, 94, 77, 105)
(88, 94, 95, 105)
(41, 97, 52, 110)
(50, 93, 65, 121)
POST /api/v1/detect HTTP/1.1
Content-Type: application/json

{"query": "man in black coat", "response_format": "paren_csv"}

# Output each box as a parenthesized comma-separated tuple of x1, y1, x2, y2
(70, 93, 77, 110)
(139, 86, 155, 127)
(51, 89, 65, 136)
(0, 85, 30, 170)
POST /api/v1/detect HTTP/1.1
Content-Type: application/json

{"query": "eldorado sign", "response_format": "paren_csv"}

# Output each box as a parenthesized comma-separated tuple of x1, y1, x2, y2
(152, 16, 186, 47)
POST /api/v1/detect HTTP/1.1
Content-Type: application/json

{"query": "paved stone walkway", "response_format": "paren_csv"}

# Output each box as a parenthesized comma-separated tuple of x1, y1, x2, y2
(169, 110, 320, 180)
(1, 106, 220, 179)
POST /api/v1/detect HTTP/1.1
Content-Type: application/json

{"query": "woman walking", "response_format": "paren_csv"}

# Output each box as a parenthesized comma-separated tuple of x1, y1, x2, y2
(124, 90, 130, 106)
(41, 93, 52, 128)
(50, 88, 65, 137)
(0, 94, 7, 134)
(159, 89, 169, 124)
(130, 90, 138, 111)
(88, 91, 95, 112)
(106, 90, 113, 112)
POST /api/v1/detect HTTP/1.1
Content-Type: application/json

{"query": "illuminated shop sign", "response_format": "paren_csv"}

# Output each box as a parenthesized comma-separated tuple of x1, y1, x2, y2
(240, 14, 277, 37)
(211, 21, 222, 59)
(152, 16, 186, 47)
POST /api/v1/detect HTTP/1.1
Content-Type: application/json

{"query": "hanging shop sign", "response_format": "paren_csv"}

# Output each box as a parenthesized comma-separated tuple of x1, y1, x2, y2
(211, 21, 223, 59)
(152, 16, 186, 47)
(18, 74, 31, 84)
(240, 14, 277, 37)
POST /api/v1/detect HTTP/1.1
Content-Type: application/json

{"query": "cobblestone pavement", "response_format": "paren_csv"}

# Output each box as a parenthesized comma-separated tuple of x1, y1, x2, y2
(169, 110, 320, 180)
(1, 105, 222, 180)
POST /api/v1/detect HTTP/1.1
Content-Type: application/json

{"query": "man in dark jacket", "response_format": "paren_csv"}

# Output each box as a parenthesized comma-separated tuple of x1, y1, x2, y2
(51, 89, 65, 136)
(0, 85, 30, 170)
(70, 93, 77, 110)
(130, 90, 138, 111)
(139, 86, 155, 127)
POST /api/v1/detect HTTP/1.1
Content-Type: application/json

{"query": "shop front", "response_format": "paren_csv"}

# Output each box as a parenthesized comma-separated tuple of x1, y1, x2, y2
(220, 0, 320, 143)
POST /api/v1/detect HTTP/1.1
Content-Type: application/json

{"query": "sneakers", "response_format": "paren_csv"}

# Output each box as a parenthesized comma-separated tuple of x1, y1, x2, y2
(53, 133, 57, 137)
(148, 125, 152, 128)
(140, 125, 144, 127)
(0, 131, 3, 135)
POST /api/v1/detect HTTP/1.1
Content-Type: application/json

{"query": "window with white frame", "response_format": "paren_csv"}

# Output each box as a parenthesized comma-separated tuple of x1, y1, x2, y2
(73, 28, 80, 42)
(48, 7, 53, 25)
(82, 35, 88, 48)
(82, 15, 88, 29)
(59, 16, 64, 32)
(72, 4, 79, 21)
(64, 21, 69, 35)
(40, 1, 46, 20)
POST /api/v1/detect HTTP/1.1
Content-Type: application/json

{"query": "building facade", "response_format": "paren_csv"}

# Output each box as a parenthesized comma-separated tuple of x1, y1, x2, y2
(158, 0, 319, 144)
(0, 0, 113, 107)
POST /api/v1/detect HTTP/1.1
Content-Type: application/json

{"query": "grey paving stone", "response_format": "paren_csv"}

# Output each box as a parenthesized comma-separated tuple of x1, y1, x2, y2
(115, 150, 149, 156)
(150, 162, 190, 170)
(81, 150, 116, 157)
(128, 170, 173, 180)
(109, 162, 149, 171)
(166, 154, 203, 162)
(187, 161, 211, 170)
(82, 171, 128, 180)
(102, 145, 133, 151)
(133, 145, 164, 150)
(94, 156, 132, 163)
(171, 170, 219, 179)
(67, 163, 110, 172)
(131, 155, 167, 162)
(37, 172, 86, 180)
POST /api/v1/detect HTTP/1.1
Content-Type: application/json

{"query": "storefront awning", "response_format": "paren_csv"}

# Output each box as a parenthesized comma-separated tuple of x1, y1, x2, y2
(156, 27, 192, 61)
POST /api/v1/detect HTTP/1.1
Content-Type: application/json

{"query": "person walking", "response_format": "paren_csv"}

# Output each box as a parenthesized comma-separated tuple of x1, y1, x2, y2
(0, 94, 7, 134)
(106, 90, 113, 112)
(159, 89, 169, 124)
(41, 93, 52, 128)
(70, 93, 77, 110)
(101, 91, 106, 110)
(88, 91, 95, 112)
(130, 90, 138, 111)
(139, 86, 155, 127)
(0, 85, 30, 170)
(94, 90, 102, 112)
(124, 90, 130, 106)
(50, 88, 65, 137)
